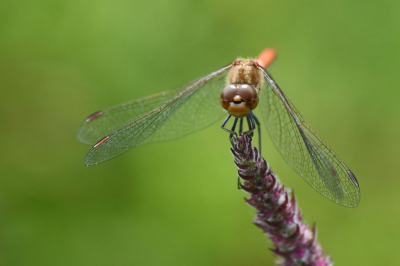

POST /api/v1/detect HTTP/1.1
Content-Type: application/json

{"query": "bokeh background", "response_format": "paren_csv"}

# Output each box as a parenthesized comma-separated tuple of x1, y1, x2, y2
(1, 0, 399, 265)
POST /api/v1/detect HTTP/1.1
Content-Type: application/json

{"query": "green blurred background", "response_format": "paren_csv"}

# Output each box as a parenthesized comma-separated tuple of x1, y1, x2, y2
(1, 0, 399, 265)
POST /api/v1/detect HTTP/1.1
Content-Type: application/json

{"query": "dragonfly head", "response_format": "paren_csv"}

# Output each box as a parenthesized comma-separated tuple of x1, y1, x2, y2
(220, 84, 259, 118)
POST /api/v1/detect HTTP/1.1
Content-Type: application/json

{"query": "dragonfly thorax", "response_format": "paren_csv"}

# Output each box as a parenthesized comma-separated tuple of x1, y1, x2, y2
(227, 59, 264, 92)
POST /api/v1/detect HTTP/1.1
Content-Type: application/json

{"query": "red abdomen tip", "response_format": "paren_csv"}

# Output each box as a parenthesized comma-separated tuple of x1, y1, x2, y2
(257, 48, 277, 69)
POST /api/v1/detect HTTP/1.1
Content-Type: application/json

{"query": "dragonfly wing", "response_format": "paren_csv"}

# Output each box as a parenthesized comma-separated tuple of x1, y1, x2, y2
(258, 68, 360, 207)
(84, 65, 232, 165)
(78, 89, 185, 145)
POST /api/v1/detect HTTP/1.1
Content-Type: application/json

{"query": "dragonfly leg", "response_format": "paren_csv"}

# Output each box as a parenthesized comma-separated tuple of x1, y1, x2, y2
(236, 117, 251, 190)
(229, 118, 239, 148)
(239, 118, 244, 134)
(251, 112, 262, 156)
(231, 117, 238, 132)
(221, 114, 243, 152)
(221, 115, 246, 189)
(221, 115, 238, 135)
(221, 114, 232, 131)
(245, 115, 255, 138)
(243, 115, 255, 136)
(236, 119, 244, 190)
(221, 114, 254, 153)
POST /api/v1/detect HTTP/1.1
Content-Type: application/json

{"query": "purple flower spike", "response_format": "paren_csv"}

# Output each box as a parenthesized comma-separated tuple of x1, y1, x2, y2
(231, 135, 333, 266)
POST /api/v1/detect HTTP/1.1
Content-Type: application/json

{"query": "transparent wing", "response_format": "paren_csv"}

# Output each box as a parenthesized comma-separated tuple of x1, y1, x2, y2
(83, 65, 232, 165)
(78, 90, 181, 145)
(258, 67, 360, 207)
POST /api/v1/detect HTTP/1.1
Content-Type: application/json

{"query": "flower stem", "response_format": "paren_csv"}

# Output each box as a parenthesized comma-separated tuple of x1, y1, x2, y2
(231, 135, 332, 266)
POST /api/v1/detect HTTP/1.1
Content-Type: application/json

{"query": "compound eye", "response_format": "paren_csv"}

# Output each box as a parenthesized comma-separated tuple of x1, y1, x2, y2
(220, 84, 238, 110)
(238, 84, 259, 110)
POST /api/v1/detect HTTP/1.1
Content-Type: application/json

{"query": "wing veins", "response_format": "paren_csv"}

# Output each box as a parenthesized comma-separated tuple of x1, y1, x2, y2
(84, 64, 232, 165)
(259, 67, 360, 207)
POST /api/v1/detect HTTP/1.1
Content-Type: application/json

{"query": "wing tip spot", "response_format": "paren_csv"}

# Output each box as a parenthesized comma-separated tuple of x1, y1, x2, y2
(347, 170, 359, 187)
(85, 111, 104, 122)
(94, 135, 110, 148)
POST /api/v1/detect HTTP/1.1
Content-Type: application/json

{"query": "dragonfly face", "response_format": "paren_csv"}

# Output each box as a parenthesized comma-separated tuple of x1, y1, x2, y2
(78, 48, 360, 207)
(220, 60, 261, 118)
(220, 84, 259, 118)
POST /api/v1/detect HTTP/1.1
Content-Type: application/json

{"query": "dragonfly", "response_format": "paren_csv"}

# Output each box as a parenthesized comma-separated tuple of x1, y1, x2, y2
(78, 48, 360, 207)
